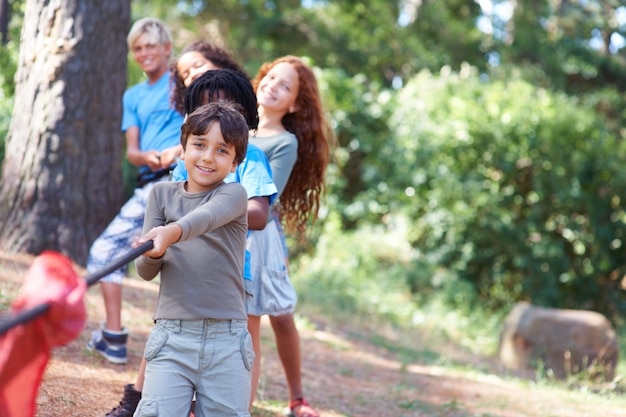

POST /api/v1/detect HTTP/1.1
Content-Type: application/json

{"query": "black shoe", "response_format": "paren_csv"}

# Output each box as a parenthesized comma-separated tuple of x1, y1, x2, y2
(105, 384, 141, 417)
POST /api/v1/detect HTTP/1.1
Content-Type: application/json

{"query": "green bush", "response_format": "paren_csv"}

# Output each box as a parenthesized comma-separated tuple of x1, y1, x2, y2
(390, 65, 626, 323)
(291, 220, 503, 357)
(292, 213, 418, 326)
(317, 67, 395, 230)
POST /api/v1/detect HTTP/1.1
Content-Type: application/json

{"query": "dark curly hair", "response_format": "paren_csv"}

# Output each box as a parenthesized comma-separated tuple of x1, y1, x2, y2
(184, 69, 258, 131)
(170, 40, 247, 114)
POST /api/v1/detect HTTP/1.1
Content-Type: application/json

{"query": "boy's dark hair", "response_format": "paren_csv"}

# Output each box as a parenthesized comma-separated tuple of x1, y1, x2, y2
(181, 101, 248, 164)
(184, 69, 259, 131)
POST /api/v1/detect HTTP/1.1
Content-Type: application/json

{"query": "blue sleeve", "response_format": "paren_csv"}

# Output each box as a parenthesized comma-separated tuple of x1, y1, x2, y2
(243, 249, 252, 281)
(121, 88, 139, 132)
(232, 144, 277, 204)
(170, 159, 187, 181)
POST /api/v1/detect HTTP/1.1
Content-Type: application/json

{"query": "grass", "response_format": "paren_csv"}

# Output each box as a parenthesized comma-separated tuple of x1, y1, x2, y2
(290, 226, 626, 404)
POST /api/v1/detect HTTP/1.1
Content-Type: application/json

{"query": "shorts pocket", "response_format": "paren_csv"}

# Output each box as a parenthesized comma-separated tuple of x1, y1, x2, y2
(240, 330, 254, 371)
(144, 325, 168, 362)
(260, 266, 297, 313)
(244, 278, 254, 299)
(135, 399, 158, 416)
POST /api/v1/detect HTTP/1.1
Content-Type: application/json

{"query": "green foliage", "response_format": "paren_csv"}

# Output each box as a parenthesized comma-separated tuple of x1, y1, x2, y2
(577, 86, 626, 143)
(0, 89, 12, 166)
(493, 0, 626, 94)
(0, 1, 22, 170)
(165, 0, 485, 87)
(0, 40, 17, 98)
(0, 0, 24, 96)
(292, 222, 505, 358)
(316, 67, 395, 229)
(400, 0, 486, 76)
(390, 66, 626, 322)
(292, 214, 419, 326)
(292, 215, 496, 358)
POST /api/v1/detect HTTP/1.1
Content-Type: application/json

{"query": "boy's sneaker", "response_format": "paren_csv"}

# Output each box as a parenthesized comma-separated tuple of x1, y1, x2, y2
(105, 383, 141, 417)
(87, 323, 129, 364)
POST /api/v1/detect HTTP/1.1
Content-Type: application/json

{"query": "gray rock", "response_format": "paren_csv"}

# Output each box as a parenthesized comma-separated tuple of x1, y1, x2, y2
(498, 301, 618, 380)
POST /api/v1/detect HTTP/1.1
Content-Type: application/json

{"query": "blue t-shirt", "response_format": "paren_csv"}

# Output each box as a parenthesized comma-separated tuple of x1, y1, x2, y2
(122, 71, 185, 175)
(171, 142, 277, 280)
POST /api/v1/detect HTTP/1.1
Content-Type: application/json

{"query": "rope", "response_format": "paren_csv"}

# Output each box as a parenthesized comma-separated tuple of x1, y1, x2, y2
(0, 240, 154, 337)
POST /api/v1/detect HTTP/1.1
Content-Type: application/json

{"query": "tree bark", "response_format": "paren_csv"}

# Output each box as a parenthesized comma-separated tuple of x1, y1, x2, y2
(0, 0, 131, 265)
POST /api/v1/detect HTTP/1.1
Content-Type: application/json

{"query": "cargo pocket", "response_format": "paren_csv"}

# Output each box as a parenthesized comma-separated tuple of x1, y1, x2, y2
(135, 399, 158, 416)
(240, 330, 255, 371)
(144, 325, 168, 362)
(244, 278, 254, 299)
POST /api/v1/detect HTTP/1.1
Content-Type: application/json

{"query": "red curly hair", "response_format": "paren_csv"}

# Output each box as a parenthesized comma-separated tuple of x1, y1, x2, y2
(253, 56, 333, 235)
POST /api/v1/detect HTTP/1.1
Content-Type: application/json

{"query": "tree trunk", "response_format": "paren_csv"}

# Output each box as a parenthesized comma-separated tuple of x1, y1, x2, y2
(0, 0, 131, 265)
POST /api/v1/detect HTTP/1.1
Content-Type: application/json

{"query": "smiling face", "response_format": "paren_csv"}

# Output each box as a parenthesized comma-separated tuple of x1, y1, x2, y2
(180, 121, 238, 193)
(256, 61, 300, 116)
(177, 51, 220, 88)
(130, 32, 171, 82)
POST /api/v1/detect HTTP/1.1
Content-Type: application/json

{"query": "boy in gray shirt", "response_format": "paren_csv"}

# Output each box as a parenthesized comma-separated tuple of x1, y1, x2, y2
(132, 101, 252, 417)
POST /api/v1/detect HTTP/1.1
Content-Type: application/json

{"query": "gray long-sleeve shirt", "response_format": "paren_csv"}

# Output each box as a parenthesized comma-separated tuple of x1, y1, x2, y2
(135, 180, 248, 321)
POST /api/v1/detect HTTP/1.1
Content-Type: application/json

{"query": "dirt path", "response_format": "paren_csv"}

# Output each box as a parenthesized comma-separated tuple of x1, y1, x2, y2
(2, 252, 626, 417)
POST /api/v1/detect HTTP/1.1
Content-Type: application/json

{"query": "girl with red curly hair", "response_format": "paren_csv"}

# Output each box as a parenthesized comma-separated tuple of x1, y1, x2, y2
(246, 55, 333, 417)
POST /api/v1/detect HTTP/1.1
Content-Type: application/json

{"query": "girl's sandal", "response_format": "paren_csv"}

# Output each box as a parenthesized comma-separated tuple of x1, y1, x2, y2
(288, 397, 320, 417)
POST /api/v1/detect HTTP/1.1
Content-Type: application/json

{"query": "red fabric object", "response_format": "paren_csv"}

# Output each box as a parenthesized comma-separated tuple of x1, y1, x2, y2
(0, 251, 86, 417)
